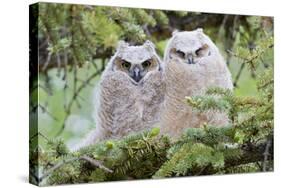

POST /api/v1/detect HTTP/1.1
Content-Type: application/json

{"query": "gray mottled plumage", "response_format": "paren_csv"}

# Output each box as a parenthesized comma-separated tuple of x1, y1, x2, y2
(161, 29, 233, 138)
(77, 40, 165, 149)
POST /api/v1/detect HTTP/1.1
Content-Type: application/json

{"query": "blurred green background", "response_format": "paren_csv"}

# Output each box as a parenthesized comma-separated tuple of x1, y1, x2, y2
(29, 3, 273, 150)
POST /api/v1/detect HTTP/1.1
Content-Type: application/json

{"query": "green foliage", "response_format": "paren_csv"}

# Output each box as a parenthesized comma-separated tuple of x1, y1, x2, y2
(31, 129, 170, 185)
(154, 143, 224, 178)
(30, 122, 272, 185)
(186, 95, 231, 113)
(36, 3, 182, 70)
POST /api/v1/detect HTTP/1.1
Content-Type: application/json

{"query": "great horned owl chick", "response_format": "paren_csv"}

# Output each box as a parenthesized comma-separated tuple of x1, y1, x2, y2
(160, 28, 233, 138)
(78, 40, 165, 148)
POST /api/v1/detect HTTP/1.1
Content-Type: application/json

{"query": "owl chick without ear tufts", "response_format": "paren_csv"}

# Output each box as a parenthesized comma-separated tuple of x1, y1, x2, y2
(161, 28, 233, 138)
(75, 40, 165, 149)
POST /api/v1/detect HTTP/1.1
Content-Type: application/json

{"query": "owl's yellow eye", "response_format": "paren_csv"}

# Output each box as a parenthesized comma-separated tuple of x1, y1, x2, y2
(122, 61, 131, 69)
(142, 60, 151, 68)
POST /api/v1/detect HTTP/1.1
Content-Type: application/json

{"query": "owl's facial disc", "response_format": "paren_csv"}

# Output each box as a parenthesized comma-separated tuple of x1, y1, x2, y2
(113, 56, 159, 84)
(170, 44, 210, 65)
(128, 59, 153, 83)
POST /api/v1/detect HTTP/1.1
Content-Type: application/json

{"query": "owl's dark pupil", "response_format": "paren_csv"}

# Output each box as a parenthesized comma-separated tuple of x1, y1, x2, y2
(142, 61, 151, 68)
(122, 61, 131, 69)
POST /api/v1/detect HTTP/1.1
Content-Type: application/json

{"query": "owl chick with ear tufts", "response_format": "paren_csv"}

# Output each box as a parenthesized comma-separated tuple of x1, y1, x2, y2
(161, 28, 233, 138)
(77, 40, 165, 149)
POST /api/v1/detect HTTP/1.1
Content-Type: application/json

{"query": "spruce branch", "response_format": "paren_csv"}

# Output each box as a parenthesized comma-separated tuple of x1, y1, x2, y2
(31, 127, 273, 185)
(38, 155, 113, 183)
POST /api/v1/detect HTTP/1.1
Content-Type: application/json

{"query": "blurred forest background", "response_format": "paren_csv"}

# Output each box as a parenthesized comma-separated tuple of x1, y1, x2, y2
(30, 3, 273, 151)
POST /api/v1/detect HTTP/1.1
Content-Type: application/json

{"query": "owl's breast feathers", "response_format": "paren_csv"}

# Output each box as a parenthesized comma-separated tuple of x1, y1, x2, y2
(99, 70, 164, 133)
(161, 55, 232, 138)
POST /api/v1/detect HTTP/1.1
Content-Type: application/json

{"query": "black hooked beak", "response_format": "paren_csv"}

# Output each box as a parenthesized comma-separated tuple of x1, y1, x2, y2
(187, 56, 194, 64)
(131, 66, 142, 82)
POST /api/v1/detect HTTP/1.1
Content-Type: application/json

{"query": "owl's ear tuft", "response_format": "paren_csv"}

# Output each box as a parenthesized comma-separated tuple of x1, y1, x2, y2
(172, 29, 179, 36)
(144, 40, 155, 51)
(196, 28, 204, 39)
(196, 28, 204, 33)
(117, 40, 129, 52)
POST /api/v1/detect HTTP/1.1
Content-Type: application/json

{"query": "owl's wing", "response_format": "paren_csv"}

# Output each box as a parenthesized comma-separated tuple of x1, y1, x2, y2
(96, 71, 133, 135)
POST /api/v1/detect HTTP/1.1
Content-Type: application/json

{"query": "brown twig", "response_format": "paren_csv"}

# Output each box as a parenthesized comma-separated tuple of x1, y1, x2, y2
(56, 53, 62, 76)
(80, 155, 113, 173)
(263, 138, 272, 171)
(29, 132, 50, 143)
(42, 52, 52, 71)
(233, 63, 245, 88)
